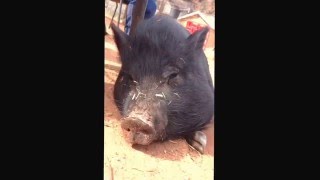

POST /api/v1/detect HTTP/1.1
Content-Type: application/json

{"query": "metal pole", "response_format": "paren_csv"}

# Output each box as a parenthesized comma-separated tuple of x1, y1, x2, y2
(108, 3, 118, 28)
(129, 0, 148, 37)
(117, 0, 124, 27)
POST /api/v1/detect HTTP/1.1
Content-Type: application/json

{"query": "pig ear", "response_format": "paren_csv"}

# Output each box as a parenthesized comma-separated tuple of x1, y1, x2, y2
(110, 23, 130, 53)
(185, 27, 209, 50)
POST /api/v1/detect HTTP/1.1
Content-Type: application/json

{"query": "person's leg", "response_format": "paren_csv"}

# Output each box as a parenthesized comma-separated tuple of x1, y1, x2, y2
(144, 0, 157, 19)
(124, 0, 136, 35)
(125, 0, 157, 35)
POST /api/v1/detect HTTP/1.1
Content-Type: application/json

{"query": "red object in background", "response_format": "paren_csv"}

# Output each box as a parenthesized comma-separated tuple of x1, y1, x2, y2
(185, 21, 208, 49)
(186, 21, 204, 34)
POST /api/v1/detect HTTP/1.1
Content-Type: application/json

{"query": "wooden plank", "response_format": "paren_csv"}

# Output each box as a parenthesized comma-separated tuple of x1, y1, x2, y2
(105, 60, 121, 71)
(105, 42, 118, 52)
(158, 0, 167, 13)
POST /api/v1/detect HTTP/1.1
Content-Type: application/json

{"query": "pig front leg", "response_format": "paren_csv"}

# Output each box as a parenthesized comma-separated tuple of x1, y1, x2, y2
(186, 131, 207, 154)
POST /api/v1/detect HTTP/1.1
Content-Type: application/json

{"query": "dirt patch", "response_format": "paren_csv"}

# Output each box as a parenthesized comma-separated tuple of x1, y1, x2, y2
(104, 68, 214, 180)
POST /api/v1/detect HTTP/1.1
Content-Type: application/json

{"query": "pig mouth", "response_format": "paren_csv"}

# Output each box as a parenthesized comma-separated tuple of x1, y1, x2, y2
(120, 117, 156, 145)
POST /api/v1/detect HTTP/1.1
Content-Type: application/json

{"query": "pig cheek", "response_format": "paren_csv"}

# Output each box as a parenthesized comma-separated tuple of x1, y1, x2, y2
(154, 104, 168, 141)
(122, 94, 136, 116)
(156, 124, 167, 141)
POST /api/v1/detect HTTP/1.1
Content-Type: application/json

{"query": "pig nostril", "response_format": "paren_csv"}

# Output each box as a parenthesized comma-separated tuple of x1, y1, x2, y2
(126, 128, 130, 132)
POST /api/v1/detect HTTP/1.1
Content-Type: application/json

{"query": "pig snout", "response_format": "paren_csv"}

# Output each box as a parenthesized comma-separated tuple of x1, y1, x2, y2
(120, 117, 156, 145)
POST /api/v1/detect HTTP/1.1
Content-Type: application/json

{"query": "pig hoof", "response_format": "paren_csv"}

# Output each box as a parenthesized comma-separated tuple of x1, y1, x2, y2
(186, 131, 207, 154)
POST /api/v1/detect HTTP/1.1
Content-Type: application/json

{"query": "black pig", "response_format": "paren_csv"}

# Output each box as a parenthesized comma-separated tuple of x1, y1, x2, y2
(111, 14, 214, 154)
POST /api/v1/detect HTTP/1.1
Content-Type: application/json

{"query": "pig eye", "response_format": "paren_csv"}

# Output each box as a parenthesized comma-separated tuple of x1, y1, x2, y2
(167, 73, 179, 86)
(168, 73, 178, 80)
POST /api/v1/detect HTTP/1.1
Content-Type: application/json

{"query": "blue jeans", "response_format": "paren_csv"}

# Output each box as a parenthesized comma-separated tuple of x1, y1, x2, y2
(125, 0, 157, 34)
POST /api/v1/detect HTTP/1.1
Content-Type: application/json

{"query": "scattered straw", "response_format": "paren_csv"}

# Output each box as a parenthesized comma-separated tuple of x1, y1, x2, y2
(155, 94, 164, 98)
(174, 93, 181, 98)
(132, 168, 156, 172)
(169, 140, 177, 144)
